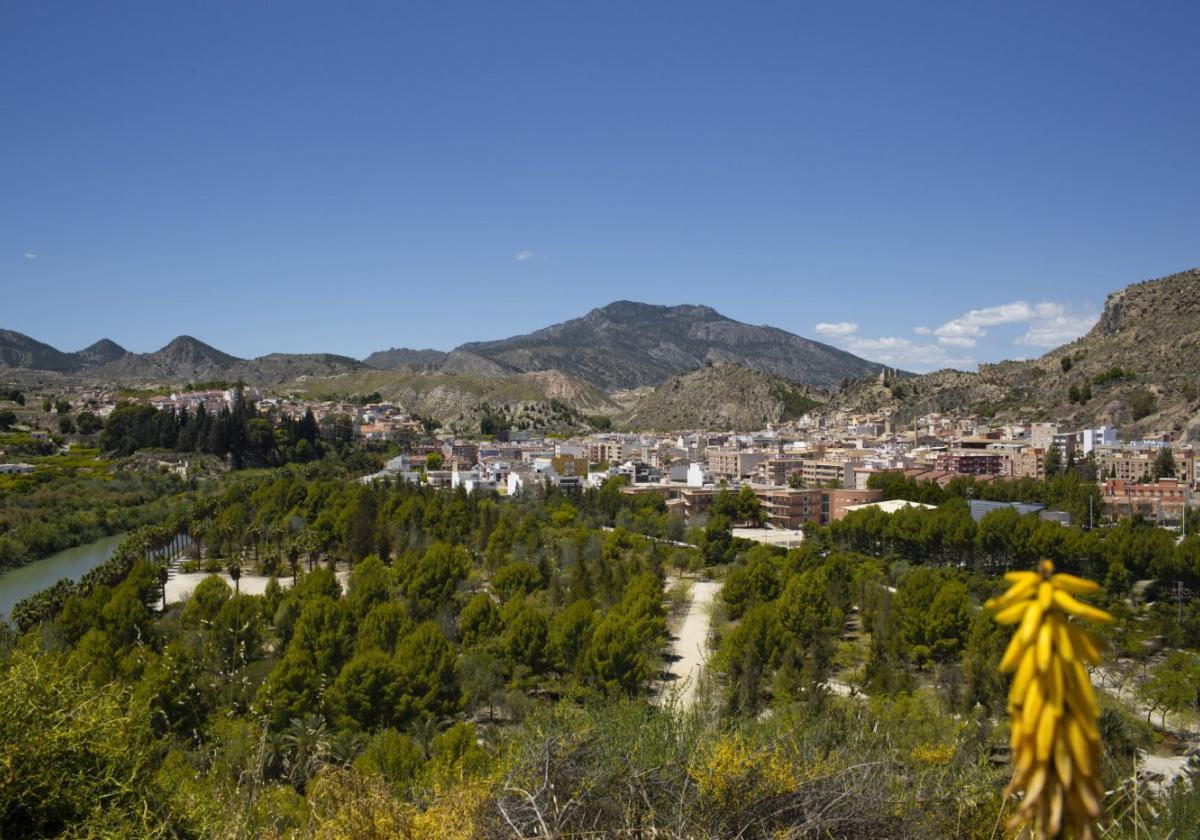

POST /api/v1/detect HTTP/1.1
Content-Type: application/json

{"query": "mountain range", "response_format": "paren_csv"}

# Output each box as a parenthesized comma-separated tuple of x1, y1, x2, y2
(4, 269, 1198, 433)
(0, 301, 884, 391)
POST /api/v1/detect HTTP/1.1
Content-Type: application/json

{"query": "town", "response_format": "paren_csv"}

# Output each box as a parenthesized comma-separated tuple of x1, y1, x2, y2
(5, 380, 1191, 532)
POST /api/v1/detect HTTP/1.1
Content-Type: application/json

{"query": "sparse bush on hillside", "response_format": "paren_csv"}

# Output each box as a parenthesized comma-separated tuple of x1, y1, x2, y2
(1094, 366, 1135, 387)
(1126, 387, 1158, 421)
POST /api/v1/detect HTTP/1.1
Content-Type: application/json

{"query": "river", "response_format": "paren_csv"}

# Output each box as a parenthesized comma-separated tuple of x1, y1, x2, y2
(0, 533, 126, 621)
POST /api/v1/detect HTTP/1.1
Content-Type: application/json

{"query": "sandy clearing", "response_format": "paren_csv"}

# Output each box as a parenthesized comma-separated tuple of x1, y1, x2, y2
(659, 579, 721, 709)
(164, 569, 350, 604)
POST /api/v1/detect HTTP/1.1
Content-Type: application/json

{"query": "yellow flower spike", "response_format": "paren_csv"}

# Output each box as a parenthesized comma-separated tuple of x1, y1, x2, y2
(1037, 580, 1055, 611)
(1036, 704, 1058, 762)
(1022, 676, 1045, 732)
(1052, 589, 1114, 625)
(1048, 657, 1065, 712)
(1053, 730, 1073, 790)
(1053, 615, 1075, 664)
(1050, 572, 1102, 596)
(1036, 621, 1054, 673)
(1010, 717, 1025, 753)
(1019, 598, 1045, 644)
(1071, 659, 1101, 719)
(990, 559, 1108, 840)
(1067, 624, 1103, 665)
(998, 629, 1027, 673)
(1010, 646, 1037, 707)
(994, 600, 1030, 625)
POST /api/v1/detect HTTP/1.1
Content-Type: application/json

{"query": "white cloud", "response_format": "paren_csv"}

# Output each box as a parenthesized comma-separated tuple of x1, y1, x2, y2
(937, 336, 976, 348)
(23, 252, 37, 260)
(933, 301, 1036, 341)
(814, 321, 858, 339)
(931, 299, 1098, 350)
(815, 295, 1097, 373)
(838, 334, 974, 371)
(514, 249, 534, 262)
(1015, 310, 1098, 347)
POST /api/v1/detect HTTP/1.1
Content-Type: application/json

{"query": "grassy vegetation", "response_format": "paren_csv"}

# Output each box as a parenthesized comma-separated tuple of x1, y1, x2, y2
(2, 462, 1199, 838)
(292, 370, 549, 403)
(771, 383, 819, 420)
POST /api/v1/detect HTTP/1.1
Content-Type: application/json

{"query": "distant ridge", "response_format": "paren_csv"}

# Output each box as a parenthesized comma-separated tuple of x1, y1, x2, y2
(363, 347, 449, 370)
(0, 332, 367, 385)
(0, 329, 82, 372)
(0, 298, 890, 394)
(447, 300, 886, 390)
(75, 339, 128, 366)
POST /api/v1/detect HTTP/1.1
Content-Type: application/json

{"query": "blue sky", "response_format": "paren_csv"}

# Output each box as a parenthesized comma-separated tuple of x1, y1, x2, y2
(3, 2, 1198, 372)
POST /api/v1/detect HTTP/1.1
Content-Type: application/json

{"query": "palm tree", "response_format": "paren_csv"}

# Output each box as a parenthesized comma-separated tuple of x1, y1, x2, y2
(283, 713, 330, 790)
(228, 562, 241, 595)
(326, 730, 365, 767)
(287, 540, 301, 584)
(157, 565, 169, 612)
(410, 716, 439, 758)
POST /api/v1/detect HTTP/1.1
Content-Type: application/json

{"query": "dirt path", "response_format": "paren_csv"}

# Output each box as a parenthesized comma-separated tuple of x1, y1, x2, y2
(659, 579, 721, 709)
(163, 569, 350, 604)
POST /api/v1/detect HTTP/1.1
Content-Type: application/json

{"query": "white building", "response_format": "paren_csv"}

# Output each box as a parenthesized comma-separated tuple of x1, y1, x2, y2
(1080, 426, 1118, 455)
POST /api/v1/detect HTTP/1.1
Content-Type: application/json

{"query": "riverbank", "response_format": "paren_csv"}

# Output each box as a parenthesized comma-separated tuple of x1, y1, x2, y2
(0, 533, 126, 621)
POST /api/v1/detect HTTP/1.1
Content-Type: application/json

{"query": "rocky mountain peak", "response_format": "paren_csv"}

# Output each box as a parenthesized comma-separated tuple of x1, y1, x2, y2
(76, 338, 128, 365)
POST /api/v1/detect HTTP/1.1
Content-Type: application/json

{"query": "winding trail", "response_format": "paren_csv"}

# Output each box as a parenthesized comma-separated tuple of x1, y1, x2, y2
(659, 579, 721, 709)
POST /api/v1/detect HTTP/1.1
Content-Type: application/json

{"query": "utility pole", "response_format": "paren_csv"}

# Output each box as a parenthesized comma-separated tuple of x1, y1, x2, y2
(1175, 580, 1193, 627)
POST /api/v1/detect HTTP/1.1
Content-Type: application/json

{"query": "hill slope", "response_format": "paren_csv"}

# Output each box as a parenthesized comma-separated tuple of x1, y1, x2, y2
(619, 362, 823, 431)
(0, 332, 372, 386)
(0, 330, 83, 372)
(830, 267, 1200, 439)
(285, 367, 623, 433)
(75, 339, 128, 366)
(94, 335, 243, 380)
(363, 347, 448, 370)
(449, 300, 886, 391)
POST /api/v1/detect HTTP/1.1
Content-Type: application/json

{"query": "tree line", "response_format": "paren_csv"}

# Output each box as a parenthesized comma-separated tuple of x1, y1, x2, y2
(101, 388, 327, 467)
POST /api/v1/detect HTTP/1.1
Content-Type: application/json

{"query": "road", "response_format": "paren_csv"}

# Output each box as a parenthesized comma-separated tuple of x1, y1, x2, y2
(659, 579, 721, 709)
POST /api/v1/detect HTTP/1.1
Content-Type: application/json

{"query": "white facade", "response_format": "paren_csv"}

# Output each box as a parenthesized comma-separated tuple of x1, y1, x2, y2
(1080, 426, 1118, 455)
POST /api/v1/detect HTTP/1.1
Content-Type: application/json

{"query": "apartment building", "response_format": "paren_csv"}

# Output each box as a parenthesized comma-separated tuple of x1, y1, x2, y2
(706, 448, 768, 482)
(935, 451, 1007, 477)
(751, 486, 883, 528)
(1094, 445, 1195, 484)
(1029, 423, 1059, 450)
(757, 455, 808, 485)
(1103, 478, 1190, 521)
(754, 486, 821, 529)
(1012, 447, 1047, 481)
(799, 458, 855, 489)
(587, 437, 639, 465)
(1079, 426, 1118, 455)
(441, 440, 479, 468)
(1050, 432, 1077, 464)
